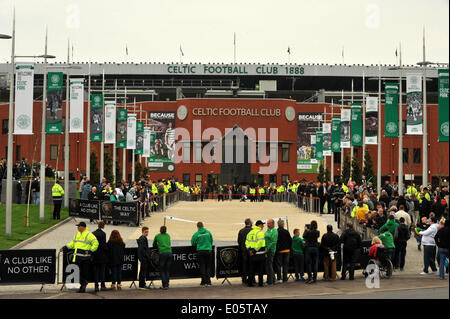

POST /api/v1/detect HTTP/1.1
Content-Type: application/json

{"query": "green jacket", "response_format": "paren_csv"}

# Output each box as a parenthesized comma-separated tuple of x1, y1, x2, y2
(292, 236, 305, 255)
(153, 233, 172, 254)
(191, 227, 213, 251)
(264, 227, 278, 254)
(379, 219, 399, 238)
(378, 231, 395, 249)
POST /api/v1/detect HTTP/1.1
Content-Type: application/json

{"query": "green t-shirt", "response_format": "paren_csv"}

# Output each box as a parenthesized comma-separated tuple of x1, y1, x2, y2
(153, 233, 172, 254)
(292, 236, 305, 255)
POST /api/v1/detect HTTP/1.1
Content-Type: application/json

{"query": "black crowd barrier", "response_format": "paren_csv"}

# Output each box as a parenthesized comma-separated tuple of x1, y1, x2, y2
(69, 199, 140, 225)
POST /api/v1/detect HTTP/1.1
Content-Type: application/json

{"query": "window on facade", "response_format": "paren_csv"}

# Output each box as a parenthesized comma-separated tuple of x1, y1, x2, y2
(333, 153, 341, 164)
(2, 119, 8, 135)
(281, 175, 290, 184)
(269, 174, 277, 186)
(50, 145, 59, 161)
(281, 144, 290, 162)
(195, 174, 202, 186)
(413, 148, 421, 164)
(128, 150, 132, 162)
(183, 174, 190, 187)
(402, 148, 409, 163)
(15, 145, 20, 161)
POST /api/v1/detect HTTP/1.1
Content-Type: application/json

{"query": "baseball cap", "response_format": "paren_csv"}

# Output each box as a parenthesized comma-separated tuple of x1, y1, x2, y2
(76, 222, 87, 227)
(255, 220, 265, 226)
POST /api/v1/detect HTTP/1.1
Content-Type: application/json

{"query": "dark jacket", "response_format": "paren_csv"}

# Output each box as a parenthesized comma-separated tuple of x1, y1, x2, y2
(137, 235, 151, 263)
(395, 223, 411, 243)
(92, 228, 109, 264)
(107, 240, 126, 266)
(340, 229, 362, 251)
(374, 213, 387, 229)
(435, 221, 450, 249)
(276, 227, 292, 252)
(303, 229, 320, 248)
(88, 191, 99, 200)
(320, 232, 340, 255)
(418, 199, 432, 219)
(237, 225, 253, 251)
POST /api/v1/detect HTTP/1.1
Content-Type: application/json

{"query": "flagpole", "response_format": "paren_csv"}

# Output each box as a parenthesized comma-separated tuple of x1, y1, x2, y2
(362, 70, 366, 170)
(377, 65, 382, 195)
(350, 79, 354, 176)
(39, 26, 48, 221)
(122, 87, 127, 181)
(113, 79, 117, 186)
(64, 39, 70, 207)
(233, 32, 236, 64)
(86, 62, 91, 179)
(422, 26, 428, 187)
(132, 97, 136, 182)
(398, 43, 404, 196)
(100, 69, 104, 182)
(331, 99, 334, 182)
(341, 89, 344, 176)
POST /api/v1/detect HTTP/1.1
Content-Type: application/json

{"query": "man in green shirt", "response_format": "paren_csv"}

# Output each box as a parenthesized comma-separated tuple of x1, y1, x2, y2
(153, 226, 172, 289)
(264, 219, 278, 285)
(378, 228, 395, 263)
(191, 222, 213, 286)
(292, 228, 306, 281)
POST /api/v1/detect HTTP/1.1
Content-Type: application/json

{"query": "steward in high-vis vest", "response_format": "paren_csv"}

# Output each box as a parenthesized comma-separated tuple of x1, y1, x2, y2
(60, 221, 99, 293)
(52, 180, 64, 220)
(245, 220, 266, 287)
(249, 188, 256, 202)
(258, 187, 265, 202)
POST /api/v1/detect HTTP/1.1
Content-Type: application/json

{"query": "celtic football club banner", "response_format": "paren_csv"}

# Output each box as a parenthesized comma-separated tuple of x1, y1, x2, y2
(438, 69, 449, 142)
(135, 122, 144, 155)
(351, 103, 362, 146)
(13, 63, 34, 135)
(340, 109, 351, 148)
(104, 101, 116, 144)
(322, 123, 331, 156)
(127, 114, 136, 150)
(365, 96, 378, 144)
(384, 83, 399, 137)
(143, 127, 151, 157)
(117, 109, 127, 148)
(148, 111, 176, 172)
(46, 72, 63, 134)
(406, 73, 423, 135)
(315, 131, 323, 161)
(90, 94, 104, 142)
(331, 117, 341, 152)
(297, 113, 322, 173)
(69, 78, 84, 133)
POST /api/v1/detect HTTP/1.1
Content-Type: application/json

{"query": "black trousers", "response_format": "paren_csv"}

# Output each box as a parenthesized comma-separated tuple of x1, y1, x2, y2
(53, 200, 62, 219)
(93, 263, 106, 288)
(274, 252, 290, 282)
(198, 250, 212, 285)
(139, 260, 148, 287)
(75, 259, 90, 288)
(320, 197, 326, 214)
(240, 251, 250, 283)
(342, 249, 358, 279)
(249, 254, 265, 286)
(394, 241, 407, 269)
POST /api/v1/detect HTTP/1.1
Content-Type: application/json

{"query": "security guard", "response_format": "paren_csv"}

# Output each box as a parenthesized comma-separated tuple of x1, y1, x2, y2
(52, 180, 64, 220)
(249, 187, 256, 202)
(245, 220, 266, 287)
(258, 186, 265, 202)
(407, 184, 418, 199)
(60, 222, 99, 293)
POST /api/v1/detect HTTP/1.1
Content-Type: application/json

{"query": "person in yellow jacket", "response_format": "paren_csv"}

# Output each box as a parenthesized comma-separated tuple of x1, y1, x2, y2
(407, 184, 418, 199)
(351, 199, 369, 218)
(60, 221, 99, 293)
(52, 180, 64, 220)
(258, 187, 265, 202)
(245, 220, 266, 287)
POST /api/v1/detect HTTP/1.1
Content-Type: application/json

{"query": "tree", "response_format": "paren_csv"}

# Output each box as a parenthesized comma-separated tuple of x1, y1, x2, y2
(324, 167, 331, 183)
(115, 159, 121, 184)
(90, 152, 100, 187)
(363, 147, 375, 188)
(351, 155, 362, 185)
(317, 162, 325, 183)
(104, 152, 114, 186)
(342, 155, 351, 184)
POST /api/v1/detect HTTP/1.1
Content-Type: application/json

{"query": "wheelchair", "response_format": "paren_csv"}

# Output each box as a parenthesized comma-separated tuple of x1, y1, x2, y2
(362, 247, 393, 279)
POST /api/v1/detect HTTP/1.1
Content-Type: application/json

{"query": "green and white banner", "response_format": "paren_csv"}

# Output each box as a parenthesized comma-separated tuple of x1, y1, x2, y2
(310, 135, 317, 160)
(351, 103, 362, 146)
(69, 78, 84, 133)
(340, 108, 351, 148)
(46, 72, 63, 134)
(331, 117, 341, 152)
(322, 123, 331, 156)
(14, 63, 34, 135)
(117, 109, 127, 148)
(127, 114, 136, 150)
(315, 131, 323, 161)
(438, 69, 449, 142)
(143, 127, 151, 157)
(90, 94, 104, 142)
(406, 73, 423, 135)
(297, 113, 321, 173)
(365, 96, 378, 145)
(384, 82, 399, 137)
(135, 121, 144, 155)
(104, 101, 116, 144)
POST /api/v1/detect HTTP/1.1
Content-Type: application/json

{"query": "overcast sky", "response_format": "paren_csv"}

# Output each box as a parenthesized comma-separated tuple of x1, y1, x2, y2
(0, 0, 448, 66)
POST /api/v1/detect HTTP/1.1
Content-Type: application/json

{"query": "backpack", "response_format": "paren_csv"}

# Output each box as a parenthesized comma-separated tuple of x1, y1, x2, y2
(397, 224, 410, 242)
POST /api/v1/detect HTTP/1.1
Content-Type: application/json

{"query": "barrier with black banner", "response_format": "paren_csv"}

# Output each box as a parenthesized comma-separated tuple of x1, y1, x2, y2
(0, 249, 56, 290)
(216, 246, 241, 280)
(69, 199, 140, 225)
(147, 246, 215, 281)
(69, 198, 100, 220)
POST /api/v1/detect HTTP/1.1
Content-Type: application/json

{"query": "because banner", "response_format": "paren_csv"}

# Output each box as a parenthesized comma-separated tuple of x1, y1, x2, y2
(365, 96, 378, 144)
(13, 63, 34, 135)
(69, 78, 84, 133)
(331, 117, 341, 152)
(297, 113, 322, 174)
(340, 109, 351, 148)
(90, 94, 104, 142)
(135, 121, 144, 155)
(143, 127, 151, 157)
(384, 83, 399, 137)
(148, 111, 176, 172)
(117, 109, 127, 148)
(438, 69, 449, 142)
(127, 114, 137, 150)
(46, 72, 63, 134)
(322, 123, 331, 156)
(351, 103, 362, 146)
(406, 74, 423, 135)
(315, 131, 323, 161)
(104, 101, 116, 144)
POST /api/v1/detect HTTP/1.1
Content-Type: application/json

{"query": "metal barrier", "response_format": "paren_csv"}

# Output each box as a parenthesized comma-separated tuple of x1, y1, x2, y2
(338, 214, 379, 241)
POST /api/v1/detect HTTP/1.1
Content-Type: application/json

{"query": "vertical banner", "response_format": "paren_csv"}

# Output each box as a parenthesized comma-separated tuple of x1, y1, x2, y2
(90, 94, 104, 142)
(297, 113, 322, 173)
(340, 108, 351, 148)
(135, 122, 144, 155)
(13, 63, 34, 135)
(331, 117, 341, 152)
(438, 69, 449, 142)
(148, 112, 176, 172)
(143, 127, 151, 157)
(351, 103, 362, 146)
(365, 96, 378, 144)
(69, 78, 84, 133)
(117, 109, 128, 148)
(127, 114, 137, 150)
(322, 123, 332, 156)
(104, 101, 116, 144)
(46, 72, 63, 134)
(310, 135, 316, 161)
(406, 73, 423, 135)
(315, 131, 324, 161)
(384, 83, 399, 137)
